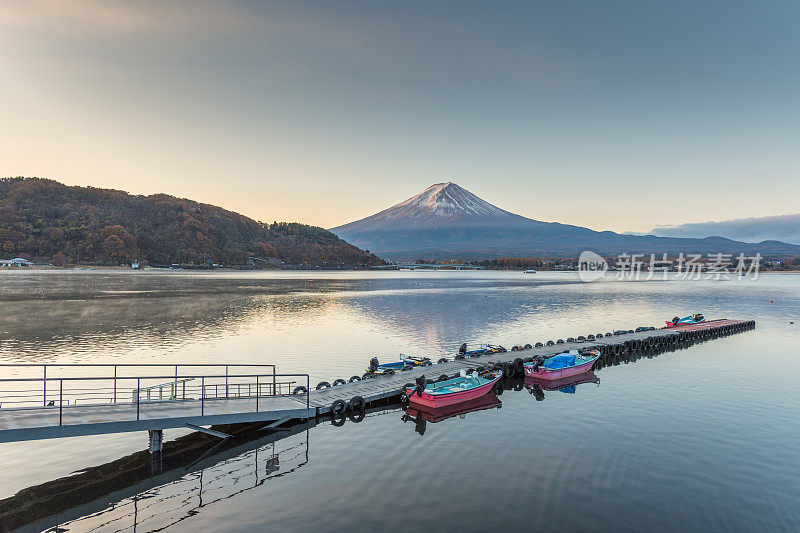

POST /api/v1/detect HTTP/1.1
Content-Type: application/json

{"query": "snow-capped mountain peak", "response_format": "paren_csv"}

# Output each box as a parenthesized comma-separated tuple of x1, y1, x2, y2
(373, 182, 514, 222)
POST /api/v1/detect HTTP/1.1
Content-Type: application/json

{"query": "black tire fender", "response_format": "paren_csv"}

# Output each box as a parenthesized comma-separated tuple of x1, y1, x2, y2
(349, 395, 366, 413)
(331, 399, 346, 416)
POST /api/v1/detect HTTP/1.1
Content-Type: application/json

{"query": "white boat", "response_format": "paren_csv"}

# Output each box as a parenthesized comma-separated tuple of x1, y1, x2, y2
(524, 269, 536, 274)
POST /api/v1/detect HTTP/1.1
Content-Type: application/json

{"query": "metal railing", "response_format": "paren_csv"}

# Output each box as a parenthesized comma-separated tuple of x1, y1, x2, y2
(133, 378, 196, 402)
(0, 363, 276, 407)
(0, 365, 311, 427)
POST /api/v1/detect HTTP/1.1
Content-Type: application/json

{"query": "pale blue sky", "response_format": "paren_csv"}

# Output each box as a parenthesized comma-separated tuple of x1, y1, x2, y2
(2, 1, 798, 232)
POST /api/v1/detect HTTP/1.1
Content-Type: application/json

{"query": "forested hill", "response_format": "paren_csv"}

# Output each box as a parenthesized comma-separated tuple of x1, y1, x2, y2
(0, 177, 383, 267)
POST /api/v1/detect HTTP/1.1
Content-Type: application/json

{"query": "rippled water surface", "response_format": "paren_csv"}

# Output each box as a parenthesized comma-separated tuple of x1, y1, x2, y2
(1, 270, 799, 532)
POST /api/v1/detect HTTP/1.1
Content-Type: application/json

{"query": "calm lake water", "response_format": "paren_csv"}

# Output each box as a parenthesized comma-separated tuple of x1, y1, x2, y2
(1, 270, 799, 532)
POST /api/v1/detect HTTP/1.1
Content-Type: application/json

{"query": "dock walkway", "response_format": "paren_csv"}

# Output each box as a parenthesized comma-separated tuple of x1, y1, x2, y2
(0, 319, 754, 444)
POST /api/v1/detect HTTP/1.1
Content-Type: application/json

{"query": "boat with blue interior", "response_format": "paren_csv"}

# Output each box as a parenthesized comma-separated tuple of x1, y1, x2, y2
(402, 368, 502, 409)
(523, 348, 600, 380)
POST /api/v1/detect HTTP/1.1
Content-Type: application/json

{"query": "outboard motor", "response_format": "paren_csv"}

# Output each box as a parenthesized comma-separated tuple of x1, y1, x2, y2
(672, 316, 681, 325)
(414, 375, 427, 396)
(369, 357, 379, 373)
(458, 343, 467, 355)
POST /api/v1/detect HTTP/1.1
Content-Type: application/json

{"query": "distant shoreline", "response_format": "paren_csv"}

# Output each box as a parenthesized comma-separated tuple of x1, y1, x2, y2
(3, 266, 799, 274)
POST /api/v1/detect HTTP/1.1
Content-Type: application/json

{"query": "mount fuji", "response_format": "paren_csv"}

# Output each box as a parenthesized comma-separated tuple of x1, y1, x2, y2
(331, 182, 800, 260)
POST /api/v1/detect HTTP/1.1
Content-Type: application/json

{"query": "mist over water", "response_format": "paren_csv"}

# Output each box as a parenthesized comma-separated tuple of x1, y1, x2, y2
(1, 270, 799, 532)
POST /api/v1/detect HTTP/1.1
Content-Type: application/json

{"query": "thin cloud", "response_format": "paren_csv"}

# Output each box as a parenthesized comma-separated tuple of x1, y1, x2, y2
(0, 0, 252, 35)
(651, 214, 800, 245)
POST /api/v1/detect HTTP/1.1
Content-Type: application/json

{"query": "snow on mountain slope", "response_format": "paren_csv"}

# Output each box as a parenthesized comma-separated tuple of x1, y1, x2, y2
(335, 182, 525, 230)
(379, 182, 514, 220)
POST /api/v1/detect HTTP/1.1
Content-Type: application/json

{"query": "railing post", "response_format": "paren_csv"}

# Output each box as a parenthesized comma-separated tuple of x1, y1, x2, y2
(272, 366, 276, 397)
(306, 375, 310, 409)
(256, 375, 259, 412)
(136, 377, 140, 420)
(201, 376, 205, 416)
(43, 365, 47, 407)
(225, 366, 229, 398)
(59, 379, 63, 425)
(113, 365, 117, 404)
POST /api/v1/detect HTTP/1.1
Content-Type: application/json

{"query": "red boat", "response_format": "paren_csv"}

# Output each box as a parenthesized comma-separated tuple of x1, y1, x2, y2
(403, 369, 502, 409)
(523, 349, 600, 381)
(666, 313, 705, 328)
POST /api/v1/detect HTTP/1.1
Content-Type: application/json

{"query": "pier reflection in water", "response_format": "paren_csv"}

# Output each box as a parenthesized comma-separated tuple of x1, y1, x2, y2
(5, 422, 313, 532)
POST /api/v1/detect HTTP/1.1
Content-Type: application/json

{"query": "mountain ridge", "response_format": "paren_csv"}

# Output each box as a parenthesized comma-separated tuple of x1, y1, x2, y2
(331, 182, 800, 260)
(0, 177, 383, 267)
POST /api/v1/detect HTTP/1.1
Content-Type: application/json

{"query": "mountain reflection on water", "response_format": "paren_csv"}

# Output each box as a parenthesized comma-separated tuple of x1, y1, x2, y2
(0, 271, 595, 372)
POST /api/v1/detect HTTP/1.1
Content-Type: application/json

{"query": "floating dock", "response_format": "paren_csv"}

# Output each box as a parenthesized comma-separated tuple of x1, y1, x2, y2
(0, 319, 755, 447)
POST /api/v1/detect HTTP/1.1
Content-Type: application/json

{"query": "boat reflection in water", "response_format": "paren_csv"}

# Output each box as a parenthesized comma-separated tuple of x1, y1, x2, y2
(402, 392, 502, 436)
(402, 369, 601, 435)
(524, 371, 600, 401)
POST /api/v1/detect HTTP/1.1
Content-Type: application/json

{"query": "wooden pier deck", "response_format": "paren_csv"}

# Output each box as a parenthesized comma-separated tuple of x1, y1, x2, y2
(0, 319, 754, 443)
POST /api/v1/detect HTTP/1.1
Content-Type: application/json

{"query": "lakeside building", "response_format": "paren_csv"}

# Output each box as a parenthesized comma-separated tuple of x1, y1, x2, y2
(0, 258, 34, 267)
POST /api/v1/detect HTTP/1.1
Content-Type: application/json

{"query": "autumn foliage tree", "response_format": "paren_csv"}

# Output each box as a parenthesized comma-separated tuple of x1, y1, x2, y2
(0, 177, 384, 267)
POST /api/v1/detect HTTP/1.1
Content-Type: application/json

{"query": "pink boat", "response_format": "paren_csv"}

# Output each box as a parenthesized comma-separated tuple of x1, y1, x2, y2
(523, 349, 600, 381)
(403, 369, 503, 409)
